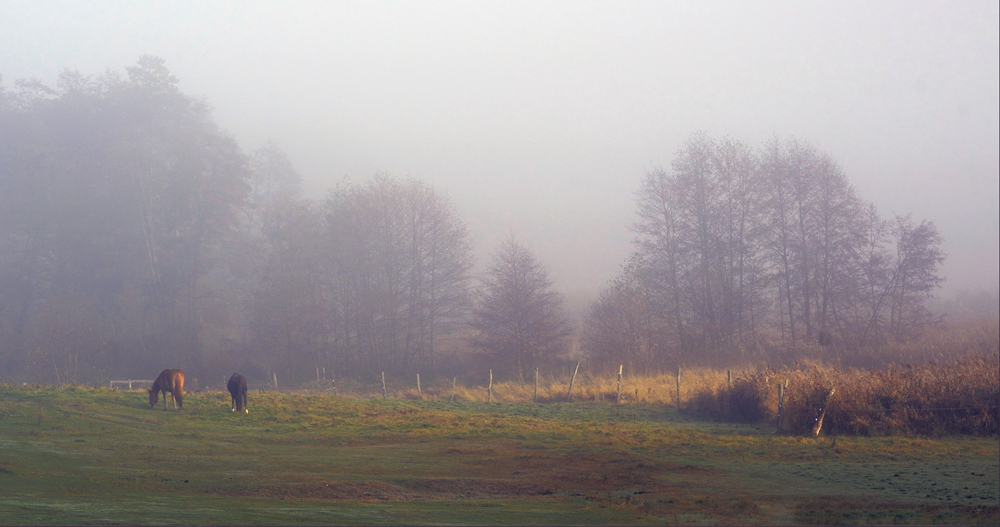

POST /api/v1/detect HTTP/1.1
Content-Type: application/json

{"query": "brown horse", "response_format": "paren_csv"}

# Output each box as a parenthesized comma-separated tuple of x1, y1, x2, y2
(227, 373, 248, 413)
(148, 369, 185, 411)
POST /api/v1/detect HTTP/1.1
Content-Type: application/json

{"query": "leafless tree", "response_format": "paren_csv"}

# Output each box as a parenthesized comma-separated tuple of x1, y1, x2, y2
(471, 234, 572, 380)
(887, 215, 946, 340)
(249, 198, 327, 385)
(581, 258, 664, 373)
(585, 132, 945, 369)
(323, 175, 473, 376)
(631, 168, 689, 357)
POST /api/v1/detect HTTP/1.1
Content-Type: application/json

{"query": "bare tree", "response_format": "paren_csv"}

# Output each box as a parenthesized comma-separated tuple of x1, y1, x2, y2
(322, 175, 473, 376)
(471, 234, 572, 380)
(887, 215, 946, 340)
(627, 134, 769, 364)
(854, 202, 893, 349)
(249, 198, 327, 385)
(631, 168, 689, 357)
(712, 137, 767, 355)
(586, 132, 945, 369)
(581, 259, 663, 373)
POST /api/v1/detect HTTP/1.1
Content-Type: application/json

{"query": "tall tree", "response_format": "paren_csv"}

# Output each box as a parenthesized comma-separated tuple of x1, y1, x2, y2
(471, 235, 572, 380)
(887, 215, 946, 341)
(322, 175, 473, 376)
(585, 132, 946, 370)
(0, 56, 249, 382)
(249, 198, 327, 385)
(631, 168, 688, 357)
(581, 259, 663, 373)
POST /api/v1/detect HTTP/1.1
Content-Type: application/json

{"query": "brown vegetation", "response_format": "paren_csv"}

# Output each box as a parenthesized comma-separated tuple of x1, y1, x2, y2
(688, 356, 999, 436)
(312, 316, 1000, 438)
(689, 316, 1000, 436)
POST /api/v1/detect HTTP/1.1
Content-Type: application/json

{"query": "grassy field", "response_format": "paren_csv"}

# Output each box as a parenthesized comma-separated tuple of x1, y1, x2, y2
(0, 384, 997, 526)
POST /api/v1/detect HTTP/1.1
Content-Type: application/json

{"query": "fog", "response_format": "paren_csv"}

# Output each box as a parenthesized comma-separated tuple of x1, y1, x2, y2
(3, 0, 998, 311)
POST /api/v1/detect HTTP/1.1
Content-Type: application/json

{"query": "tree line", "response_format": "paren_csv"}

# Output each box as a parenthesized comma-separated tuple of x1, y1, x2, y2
(581, 133, 944, 373)
(0, 57, 573, 386)
(0, 58, 943, 386)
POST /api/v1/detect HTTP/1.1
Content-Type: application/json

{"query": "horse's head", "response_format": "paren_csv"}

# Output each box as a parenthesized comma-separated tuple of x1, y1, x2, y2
(148, 388, 159, 408)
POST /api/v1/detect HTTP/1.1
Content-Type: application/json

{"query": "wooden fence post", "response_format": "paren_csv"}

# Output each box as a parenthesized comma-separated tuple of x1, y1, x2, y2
(567, 360, 581, 401)
(616, 364, 623, 404)
(488, 369, 493, 403)
(273, 373, 278, 390)
(450, 377, 457, 402)
(727, 370, 732, 389)
(381, 372, 387, 399)
(416, 373, 421, 396)
(533, 368, 539, 403)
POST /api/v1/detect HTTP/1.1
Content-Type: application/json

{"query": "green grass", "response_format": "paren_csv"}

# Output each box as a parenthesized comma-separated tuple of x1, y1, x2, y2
(0, 384, 997, 525)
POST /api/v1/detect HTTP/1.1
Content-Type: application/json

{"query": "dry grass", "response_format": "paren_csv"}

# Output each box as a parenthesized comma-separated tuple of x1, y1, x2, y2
(291, 316, 1000, 437)
(300, 358, 998, 437)
(687, 354, 1000, 436)
(684, 315, 1000, 436)
(377, 367, 729, 406)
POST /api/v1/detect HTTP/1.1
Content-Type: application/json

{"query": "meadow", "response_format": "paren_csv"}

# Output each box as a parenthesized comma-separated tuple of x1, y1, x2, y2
(0, 377, 997, 526)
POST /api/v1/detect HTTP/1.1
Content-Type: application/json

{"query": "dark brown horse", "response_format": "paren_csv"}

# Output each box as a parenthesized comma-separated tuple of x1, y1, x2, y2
(148, 369, 185, 411)
(227, 373, 248, 413)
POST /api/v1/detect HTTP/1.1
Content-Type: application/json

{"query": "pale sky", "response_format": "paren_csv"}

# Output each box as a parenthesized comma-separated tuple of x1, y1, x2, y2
(2, 0, 998, 309)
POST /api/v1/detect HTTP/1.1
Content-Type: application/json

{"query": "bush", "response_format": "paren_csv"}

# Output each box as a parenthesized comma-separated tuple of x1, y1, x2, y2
(688, 371, 775, 423)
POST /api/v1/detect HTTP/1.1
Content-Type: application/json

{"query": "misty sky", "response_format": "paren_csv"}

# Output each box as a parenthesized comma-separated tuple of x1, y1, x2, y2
(2, 0, 997, 309)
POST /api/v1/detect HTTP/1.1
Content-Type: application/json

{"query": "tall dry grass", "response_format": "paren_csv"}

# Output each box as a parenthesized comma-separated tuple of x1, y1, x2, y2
(314, 368, 727, 406)
(688, 355, 999, 436)
(687, 314, 1000, 436)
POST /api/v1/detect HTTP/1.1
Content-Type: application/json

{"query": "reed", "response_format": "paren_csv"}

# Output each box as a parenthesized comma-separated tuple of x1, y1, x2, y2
(688, 355, 999, 436)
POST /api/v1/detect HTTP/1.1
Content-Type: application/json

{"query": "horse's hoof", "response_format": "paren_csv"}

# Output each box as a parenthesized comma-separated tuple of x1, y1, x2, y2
(245, 409, 249, 414)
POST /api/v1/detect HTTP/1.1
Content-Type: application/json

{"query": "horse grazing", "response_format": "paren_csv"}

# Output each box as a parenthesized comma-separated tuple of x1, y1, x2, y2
(148, 369, 185, 411)
(228, 373, 248, 413)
